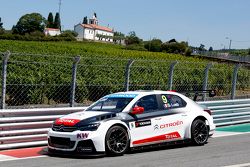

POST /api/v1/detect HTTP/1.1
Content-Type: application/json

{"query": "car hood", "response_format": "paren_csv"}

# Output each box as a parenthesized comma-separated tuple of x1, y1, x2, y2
(61, 111, 112, 120)
(55, 111, 117, 126)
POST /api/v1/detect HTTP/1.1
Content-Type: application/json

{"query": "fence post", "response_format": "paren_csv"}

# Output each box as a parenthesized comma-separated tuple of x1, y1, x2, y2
(124, 59, 134, 91)
(231, 64, 241, 100)
(70, 56, 80, 107)
(202, 63, 212, 101)
(168, 61, 178, 90)
(1, 51, 10, 109)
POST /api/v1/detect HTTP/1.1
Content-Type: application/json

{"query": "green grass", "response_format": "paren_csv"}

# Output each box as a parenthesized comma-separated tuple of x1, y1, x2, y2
(0, 40, 206, 62)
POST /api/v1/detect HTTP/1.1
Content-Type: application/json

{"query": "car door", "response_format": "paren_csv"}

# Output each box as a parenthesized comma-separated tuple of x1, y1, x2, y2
(129, 94, 170, 146)
(152, 94, 189, 141)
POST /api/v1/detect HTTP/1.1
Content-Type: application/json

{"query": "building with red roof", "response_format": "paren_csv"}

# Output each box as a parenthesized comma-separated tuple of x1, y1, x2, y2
(44, 28, 61, 36)
(74, 14, 114, 42)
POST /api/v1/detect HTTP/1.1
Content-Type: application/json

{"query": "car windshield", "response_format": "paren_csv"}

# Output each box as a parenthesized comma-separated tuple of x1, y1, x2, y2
(86, 97, 134, 113)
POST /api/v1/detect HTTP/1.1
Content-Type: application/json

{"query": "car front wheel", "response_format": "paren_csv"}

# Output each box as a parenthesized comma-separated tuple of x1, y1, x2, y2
(191, 119, 209, 145)
(105, 126, 129, 156)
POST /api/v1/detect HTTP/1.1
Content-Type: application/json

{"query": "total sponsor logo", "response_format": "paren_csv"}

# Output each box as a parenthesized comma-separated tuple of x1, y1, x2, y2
(77, 133, 89, 139)
(165, 132, 180, 140)
(156, 120, 183, 129)
(55, 118, 80, 126)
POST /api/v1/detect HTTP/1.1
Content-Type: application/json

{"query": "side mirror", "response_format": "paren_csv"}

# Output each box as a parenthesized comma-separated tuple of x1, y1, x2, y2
(131, 106, 144, 115)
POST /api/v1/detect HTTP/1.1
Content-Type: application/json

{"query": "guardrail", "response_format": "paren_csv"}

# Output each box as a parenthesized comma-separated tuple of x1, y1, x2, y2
(198, 99, 250, 126)
(0, 107, 86, 150)
(1, 99, 250, 150)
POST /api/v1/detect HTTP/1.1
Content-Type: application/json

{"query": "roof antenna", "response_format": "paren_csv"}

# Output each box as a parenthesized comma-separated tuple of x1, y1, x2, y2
(59, 0, 62, 16)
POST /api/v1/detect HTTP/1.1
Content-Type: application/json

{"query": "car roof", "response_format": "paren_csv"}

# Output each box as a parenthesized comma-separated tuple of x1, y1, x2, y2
(112, 90, 180, 96)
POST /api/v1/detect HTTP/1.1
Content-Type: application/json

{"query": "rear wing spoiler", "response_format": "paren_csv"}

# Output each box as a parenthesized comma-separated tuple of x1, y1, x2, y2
(180, 90, 216, 101)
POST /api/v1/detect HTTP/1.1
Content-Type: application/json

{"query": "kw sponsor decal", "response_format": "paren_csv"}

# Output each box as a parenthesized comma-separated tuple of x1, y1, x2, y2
(77, 133, 89, 139)
(55, 118, 80, 126)
(132, 132, 181, 145)
(135, 120, 151, 128)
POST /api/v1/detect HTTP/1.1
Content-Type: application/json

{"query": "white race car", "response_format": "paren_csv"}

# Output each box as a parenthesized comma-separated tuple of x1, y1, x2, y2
(48, 90, 215, 156)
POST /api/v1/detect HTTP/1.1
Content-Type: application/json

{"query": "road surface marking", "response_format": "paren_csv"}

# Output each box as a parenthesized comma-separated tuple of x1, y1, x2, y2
(222, 162, 250, 167)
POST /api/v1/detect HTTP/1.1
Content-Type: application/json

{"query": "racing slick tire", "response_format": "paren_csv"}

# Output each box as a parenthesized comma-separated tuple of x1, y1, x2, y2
(105, 125, 129, 156)
(191, 119, 209, 146)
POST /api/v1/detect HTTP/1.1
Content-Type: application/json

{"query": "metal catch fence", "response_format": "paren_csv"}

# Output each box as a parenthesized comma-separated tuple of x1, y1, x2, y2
(0, 51, 250, 109)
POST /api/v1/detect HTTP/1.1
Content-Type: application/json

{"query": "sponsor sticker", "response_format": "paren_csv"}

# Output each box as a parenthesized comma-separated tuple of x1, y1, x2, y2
(76, 133, 89, 139)
(135, 120, 151, 128)
(55, 118, 80, 126)
(154, 124, 159, 130)
(160, 120, 183, 129)
(130, 122, 135, 129)
(106, 94, 138, 98)
(154, 120, 184, 130)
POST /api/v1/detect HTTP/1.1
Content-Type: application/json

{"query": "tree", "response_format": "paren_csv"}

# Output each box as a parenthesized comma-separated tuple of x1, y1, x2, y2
(113, 31, 125, 44)
(248, 48, 250, 55)
(144, 39, 162, 52)
(161, 41, 187, 54)
(168, 39, 177, 43)
(59, 30, 78, 37)
(54, 12, 61, 30)
(198, 44, 206, 51)
(47, 12, 54, 28)
(82, 16, 88, 24)
(208, 46, 213, 52)
(0, 17, 3, 29)
(0, 17, 4, 35)
(12, 13, 46, 35)
(125, 31, 141, 45)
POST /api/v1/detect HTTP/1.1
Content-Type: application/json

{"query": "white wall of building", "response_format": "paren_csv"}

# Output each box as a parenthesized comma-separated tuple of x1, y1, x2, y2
(44, 29, 61, 36)
(74, 24, 114, 42)
(84, 28, 95, 40)
(95, 30, 114, 42)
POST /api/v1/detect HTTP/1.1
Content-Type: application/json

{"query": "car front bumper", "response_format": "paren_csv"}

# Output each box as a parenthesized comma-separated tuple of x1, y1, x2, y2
(47, 128, 105, 154)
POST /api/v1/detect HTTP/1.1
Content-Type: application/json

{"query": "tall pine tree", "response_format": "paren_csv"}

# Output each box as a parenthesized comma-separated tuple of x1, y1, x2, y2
(54, 12, 61, 30)
(47, 12, 54, 28)
(0, 17, 3, 29)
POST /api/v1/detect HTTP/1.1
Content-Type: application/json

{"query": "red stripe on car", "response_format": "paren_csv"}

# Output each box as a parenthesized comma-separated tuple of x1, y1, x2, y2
(132, 132, 181, 145)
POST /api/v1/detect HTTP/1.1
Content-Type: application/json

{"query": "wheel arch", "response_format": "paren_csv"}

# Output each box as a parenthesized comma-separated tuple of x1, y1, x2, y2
(104, 123, 131, 155)
(107, 123, 131, 140)
(185, 115, 209, 139)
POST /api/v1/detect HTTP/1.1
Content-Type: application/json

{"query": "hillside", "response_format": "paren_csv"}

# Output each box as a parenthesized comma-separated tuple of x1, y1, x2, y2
(0, 40, 204, 62)
(0, 40, 249, 107)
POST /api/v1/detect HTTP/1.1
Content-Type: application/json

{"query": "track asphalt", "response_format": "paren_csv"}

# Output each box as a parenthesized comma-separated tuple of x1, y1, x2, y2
(0, 123, 249, 164)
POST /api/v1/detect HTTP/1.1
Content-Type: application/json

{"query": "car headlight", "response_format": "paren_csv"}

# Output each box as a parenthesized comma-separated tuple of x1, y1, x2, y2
(78, 123, 100, 131)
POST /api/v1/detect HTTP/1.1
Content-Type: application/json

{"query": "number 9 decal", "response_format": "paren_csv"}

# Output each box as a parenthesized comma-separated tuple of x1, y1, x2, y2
(162, 95, 168, 104)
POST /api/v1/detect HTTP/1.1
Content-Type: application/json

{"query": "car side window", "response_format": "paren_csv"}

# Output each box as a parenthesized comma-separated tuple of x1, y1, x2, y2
(134, 95, 158, 112)
(161, 94, 186, 109)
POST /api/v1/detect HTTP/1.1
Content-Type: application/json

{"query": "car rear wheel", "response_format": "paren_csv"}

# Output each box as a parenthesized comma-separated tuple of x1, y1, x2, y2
(191, 119, 209, 145)
(105, 126, 129, 156)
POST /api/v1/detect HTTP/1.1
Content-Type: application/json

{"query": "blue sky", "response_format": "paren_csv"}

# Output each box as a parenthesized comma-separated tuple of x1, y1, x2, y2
(1, 0, 250, 49)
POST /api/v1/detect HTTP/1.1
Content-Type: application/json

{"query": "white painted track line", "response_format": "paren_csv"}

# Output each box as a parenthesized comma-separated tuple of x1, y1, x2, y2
(222, 163, 250, 167)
